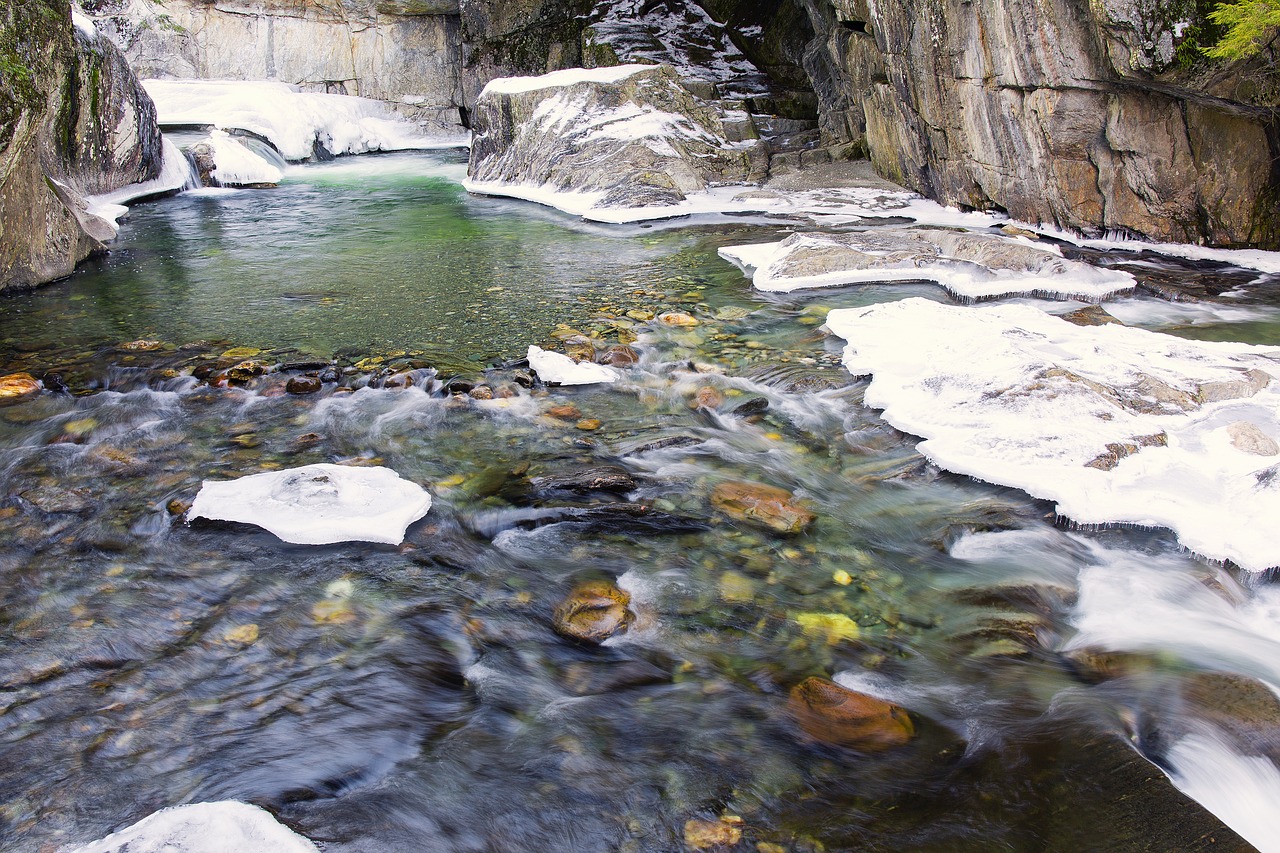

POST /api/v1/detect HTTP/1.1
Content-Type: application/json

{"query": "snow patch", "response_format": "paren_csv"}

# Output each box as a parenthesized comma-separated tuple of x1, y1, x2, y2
(69, 801, 318, 853)
(526, 346, 621, 385)
(719, 229, 1135, 301)
(186, 463, 432, 545)
(480, 64, 653, 96)
(826, 297, 1280, 571)
(204, 129, 284, 186)
(84, 136, 194, 233)
(143, 79, 465, 162)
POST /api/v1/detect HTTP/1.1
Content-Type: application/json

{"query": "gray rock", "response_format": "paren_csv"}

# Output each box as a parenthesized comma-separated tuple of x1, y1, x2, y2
(1, 2, 163, 290)
(788, 0, 1278, 248)
(467, 64, 768, 215)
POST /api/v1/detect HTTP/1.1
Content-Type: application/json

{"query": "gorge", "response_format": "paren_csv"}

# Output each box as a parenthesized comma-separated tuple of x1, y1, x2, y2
(1, 1, 1280, 851)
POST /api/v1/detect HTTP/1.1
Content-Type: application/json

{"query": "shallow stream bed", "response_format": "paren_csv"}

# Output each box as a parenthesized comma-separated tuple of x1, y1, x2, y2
(3, 151, 1280, 852)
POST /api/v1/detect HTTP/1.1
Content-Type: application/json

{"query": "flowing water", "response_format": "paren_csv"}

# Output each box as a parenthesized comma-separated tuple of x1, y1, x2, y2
(4, 150, 1280, 852)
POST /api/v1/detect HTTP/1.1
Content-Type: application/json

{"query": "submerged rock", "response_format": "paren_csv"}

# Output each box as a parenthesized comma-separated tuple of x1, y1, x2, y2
(531, 466, 637, 494)
(0, 373, 41, 403)
(69, 800, 318, 853)
(186, 463, 432, 545)
(787, 677, 915, 751)
(710, 481, 815, 534)
(465, 64, 767, 221)
(552, 579, 635, 644)
(719, 228, 1135, 301)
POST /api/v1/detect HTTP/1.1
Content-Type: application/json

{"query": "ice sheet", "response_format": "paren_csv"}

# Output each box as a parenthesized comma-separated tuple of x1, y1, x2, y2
(70, 801, 318, 853)
(526, 345, 621, 385)
(187, 463, 432, 545)
(826, 297, 1280, 571)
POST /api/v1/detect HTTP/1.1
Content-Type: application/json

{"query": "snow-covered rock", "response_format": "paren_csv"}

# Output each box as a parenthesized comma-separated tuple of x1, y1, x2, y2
(825, 297, 1280, 571)
(70, 801, 318, 853)
(189, 130, 285, 187)
(527, 346, 621, 385)
(720, 228, 1136, 301)
(143, 79, 460, 162)
(464, 64, 768, 221)
(186, 463, 432, 545)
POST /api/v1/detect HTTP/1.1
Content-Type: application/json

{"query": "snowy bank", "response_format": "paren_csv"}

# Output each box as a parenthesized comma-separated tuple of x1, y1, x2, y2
(70, 801, 318, 853)
(143, 80, 464, 162)
(826, 297, 1280, 571)
(719, 228, 1135, 300)
(82, 136, 194, 233)
(187, 463, 432, 545)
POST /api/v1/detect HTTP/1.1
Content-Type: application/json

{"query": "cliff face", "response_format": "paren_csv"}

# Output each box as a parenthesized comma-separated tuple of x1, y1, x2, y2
(792, 0, 1279, 247)
(82, 0, 468, 131)
(1, 2, 163, 290)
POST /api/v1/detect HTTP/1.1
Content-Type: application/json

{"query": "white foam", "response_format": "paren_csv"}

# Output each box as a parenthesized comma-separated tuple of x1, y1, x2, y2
(826, 297, 1280, 571)
(526, 345, 620, 385)
(143, 79, 463, 162)
(186, 463, 432, 545)
(70, 801, 318, 853)
(480, 65, 653, 96)
(719, 231, 1134, 300)
(1165, 733, 1280, 853)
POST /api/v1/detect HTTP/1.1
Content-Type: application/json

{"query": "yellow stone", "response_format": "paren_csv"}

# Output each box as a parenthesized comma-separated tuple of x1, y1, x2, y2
(576, 418, 602, 431)
(220, 347, 262, 359)
(659, 311, 699, 327)
(683, 819, 742, 849)
(436, 473, 467, 489)
(719, 570, 756, 603)
(0, 373, 41, 401)
(224, 624, 260, 645)
(796, 612, 860, 645)
(833, 569, 854, 586)
(312, 600, 355, 624)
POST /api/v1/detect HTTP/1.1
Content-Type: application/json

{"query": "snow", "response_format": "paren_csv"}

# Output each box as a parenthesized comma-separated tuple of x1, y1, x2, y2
(480, 65, 653, 96)
(526, 346, 621, 385)
(142, 79, 465, 162)
(69, 801, 318, 853)
(186, 463, 432, 545)
(71, 8, 97, 39)
(464, 178, 1006, 227)
(1030, 224, 1280, 275)
(825, 297, 1280, 571)
(204, 129, 283, 186)
(718, 230, 1135, 300)
(83, 136, 194, 233)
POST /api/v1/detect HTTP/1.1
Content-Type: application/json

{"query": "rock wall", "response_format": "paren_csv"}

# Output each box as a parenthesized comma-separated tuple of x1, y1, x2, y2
(792, 0, 1279, 247)
(82, 0, 468, 131)
(1, 2, 164, 290)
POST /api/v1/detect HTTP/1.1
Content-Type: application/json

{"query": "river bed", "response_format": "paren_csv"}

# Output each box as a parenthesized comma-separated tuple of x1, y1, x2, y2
(3, 150, 1280, 852)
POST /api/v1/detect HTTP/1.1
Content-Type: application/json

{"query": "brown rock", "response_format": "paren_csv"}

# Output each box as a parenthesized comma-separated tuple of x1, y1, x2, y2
(552, 580, 634, 644)
(599, 344, 640, 367)
(0, 373, 41, 403)
(1060, 306, 1123, 327)
(226, 360, 268, 383)
(547, 404, 582, 421)
(286, 375, 322, 395)
(1227, 421, 1279, 456)
(469, 385, 495, 400)
(576, 418, 602, 431)
(710, 481, 815, 534)
(787, 676, 914, 751)
(119, 339, 164, 351)
(693, 386, 724, 409)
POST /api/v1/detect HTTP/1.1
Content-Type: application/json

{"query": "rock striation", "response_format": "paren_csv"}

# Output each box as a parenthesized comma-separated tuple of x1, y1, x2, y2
(1, 3, 164, 290)
(790, 0, 1279, 247)
(465, 64, 768, 218)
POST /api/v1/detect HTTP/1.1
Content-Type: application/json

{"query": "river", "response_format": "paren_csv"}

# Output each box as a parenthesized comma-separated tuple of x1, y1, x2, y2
(2, 149, 1280, 852)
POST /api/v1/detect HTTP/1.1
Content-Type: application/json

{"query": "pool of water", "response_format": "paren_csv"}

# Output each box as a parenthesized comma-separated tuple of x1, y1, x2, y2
(2, 151, 1280, 852)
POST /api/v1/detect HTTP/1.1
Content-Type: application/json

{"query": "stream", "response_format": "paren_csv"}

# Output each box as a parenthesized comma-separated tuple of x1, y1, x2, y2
(3, 149, 1280, 852)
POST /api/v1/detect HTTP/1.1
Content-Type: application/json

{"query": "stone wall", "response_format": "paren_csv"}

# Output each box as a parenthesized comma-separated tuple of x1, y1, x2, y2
(82, 0, 468, 131)
(793, 0, 1279, 247)
(1, 2, 163, 290)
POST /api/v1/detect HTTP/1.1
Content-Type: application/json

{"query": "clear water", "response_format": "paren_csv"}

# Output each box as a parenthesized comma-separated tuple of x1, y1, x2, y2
(3, 151, 1280, 852)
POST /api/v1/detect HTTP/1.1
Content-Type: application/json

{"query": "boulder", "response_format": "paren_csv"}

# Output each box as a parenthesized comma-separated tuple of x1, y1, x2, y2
(1, 2, 164, 289)
(710, 481, 816, 534)
(552, 579, 635, 643)
(466, 64, 768, 220)
(787, 676, 915, 751)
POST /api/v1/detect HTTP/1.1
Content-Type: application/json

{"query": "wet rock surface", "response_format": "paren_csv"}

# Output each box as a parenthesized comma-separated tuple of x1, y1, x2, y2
(552, 579, 635, 643)
(787, 676, 915, 751)
(711, 481, 816, 534)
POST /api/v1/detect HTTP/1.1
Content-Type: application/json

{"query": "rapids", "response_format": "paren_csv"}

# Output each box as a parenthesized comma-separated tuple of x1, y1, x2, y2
(3, 149, 1280, 852)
